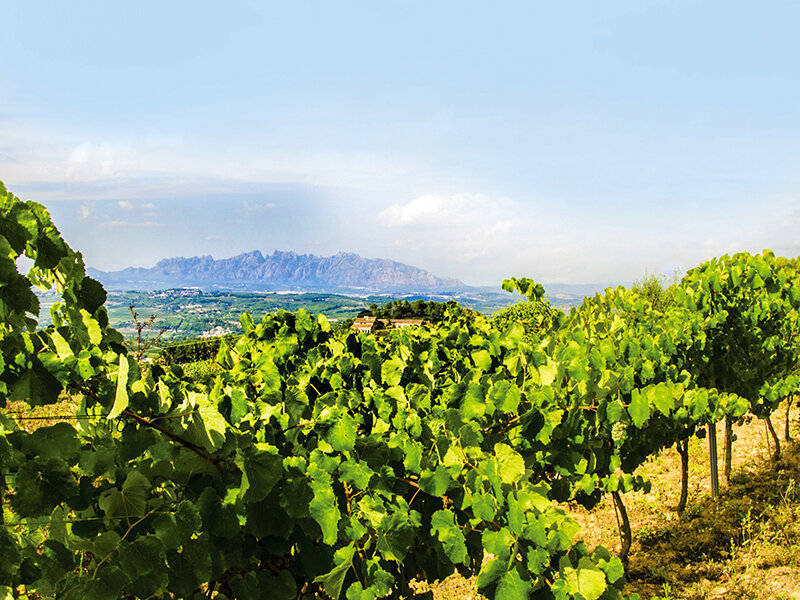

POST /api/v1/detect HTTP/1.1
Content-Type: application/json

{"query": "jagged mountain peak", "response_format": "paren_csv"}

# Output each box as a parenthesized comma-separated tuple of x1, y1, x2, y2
(92, 250, 467, 292)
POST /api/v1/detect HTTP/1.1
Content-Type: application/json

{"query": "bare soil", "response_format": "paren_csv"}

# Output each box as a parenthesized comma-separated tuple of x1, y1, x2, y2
(582, 403, 800, 600)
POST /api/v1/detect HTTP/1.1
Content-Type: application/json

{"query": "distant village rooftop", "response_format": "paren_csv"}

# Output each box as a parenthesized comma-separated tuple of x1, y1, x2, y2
(350, 316, 426, 332)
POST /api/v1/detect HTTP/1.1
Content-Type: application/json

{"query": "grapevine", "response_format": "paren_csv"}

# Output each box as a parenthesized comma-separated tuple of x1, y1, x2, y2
(0, 179, 798, 600)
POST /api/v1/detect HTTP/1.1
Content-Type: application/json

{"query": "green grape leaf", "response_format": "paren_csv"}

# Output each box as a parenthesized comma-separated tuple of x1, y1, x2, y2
(345, 582, 372, 600)
(365, 565, 394, 597)
(507, 492, 524, 535)
(174, 501, 203, 544)
(43, 538, 75, 573)
(357, 495, 386, 528)
(313, 543, 355, 600)
(98, 470, 149, 519)
(605, 400, 624, 422)
(33, 232, 65, 270)
(186, 391, 227, 450)
(11, 457, 78, 516)
(295, 308, 315, 341)
(229, 387, 249, 424)
(309, 479, 341, 545)
(240, 311, 255, 334)
(490, 380, 520, 413)
(91, 531, 121, 558)
(76, 578, 123, 600)
(76, 277, 107, 314)
(265, 571, 298, 600)
(118, 535, 166, 578)
(628, 389, 650, 428)
(152, 513, 181, 549)
(197, 488, 240, 539)
(472, 349, 492, 371)
(472, 490, 497, 521)
(17, 422, 80, 461)
(495, 443, 525, 484)
(419, 465, 451, 496)
(230, 570, 297, 600)
(650, 384, 674, 416)
(256, 355, 282, 395)
(166, 539, 212, 597)
(482, 528, 514, 560)
(375, 510, 418, 562)
(327, 412, 357, 452)
(107, 354, 129, 420)
(497, 569, 530, 600)
(561, 557, 607, 600)
(430, 509, 468, 565)
(81, 309, 103, 344)
(597, 555, 625, 584)
(51, 330, 73, 359)
(462, 383, 486, 420)
(0, 274, 38, 316)
(77, 355, 95, 379)
(526, 546, 550, 574)
(477, 558, 505, 591)
(407, 383, 431, 410)
(8, 364, 62, 407)
(381, 356, 405, 387)
(339, 459, 374, 489)
(238, 445, 283, 502)
(79, 444, 116, 478)
(537, 361, 558, 386)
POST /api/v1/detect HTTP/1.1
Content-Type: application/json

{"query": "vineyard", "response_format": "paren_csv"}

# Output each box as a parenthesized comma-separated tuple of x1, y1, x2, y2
(0, 180, 799, 600)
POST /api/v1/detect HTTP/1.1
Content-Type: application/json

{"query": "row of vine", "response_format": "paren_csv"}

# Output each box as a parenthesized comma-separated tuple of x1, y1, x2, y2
(0, 180, 797, 600)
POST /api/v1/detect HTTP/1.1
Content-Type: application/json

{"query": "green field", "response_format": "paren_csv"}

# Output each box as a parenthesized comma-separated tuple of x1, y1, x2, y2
(38, 288, 527, 342)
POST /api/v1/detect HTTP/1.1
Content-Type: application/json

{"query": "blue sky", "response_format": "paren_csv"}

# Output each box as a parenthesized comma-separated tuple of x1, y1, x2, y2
(2, 1, 799, 286)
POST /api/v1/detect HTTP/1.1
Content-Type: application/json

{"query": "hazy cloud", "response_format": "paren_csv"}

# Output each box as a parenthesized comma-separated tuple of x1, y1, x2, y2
(65, 142, 138, 182)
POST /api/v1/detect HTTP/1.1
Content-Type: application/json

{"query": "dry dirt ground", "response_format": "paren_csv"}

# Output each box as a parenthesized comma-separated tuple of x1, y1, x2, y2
(425, 400, 800, 600)
(579, 404, 800, 600)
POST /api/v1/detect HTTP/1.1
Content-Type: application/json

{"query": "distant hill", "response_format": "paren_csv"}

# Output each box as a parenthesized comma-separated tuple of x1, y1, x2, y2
(89, 250, 467, 293)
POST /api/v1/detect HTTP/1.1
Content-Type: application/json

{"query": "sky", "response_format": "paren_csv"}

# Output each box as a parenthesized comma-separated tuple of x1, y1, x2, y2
(2, 1, 799, 287)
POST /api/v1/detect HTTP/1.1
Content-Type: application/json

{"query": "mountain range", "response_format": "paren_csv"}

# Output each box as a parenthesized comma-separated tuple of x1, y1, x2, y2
(89, 250, 466, 293)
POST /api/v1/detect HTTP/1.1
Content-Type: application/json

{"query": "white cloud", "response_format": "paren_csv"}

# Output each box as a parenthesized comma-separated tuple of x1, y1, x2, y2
(118, 200, 133, 209)
(376, 194, 461, 227)
(371, 193, 541, 276)
(78, 205, 90, 219)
